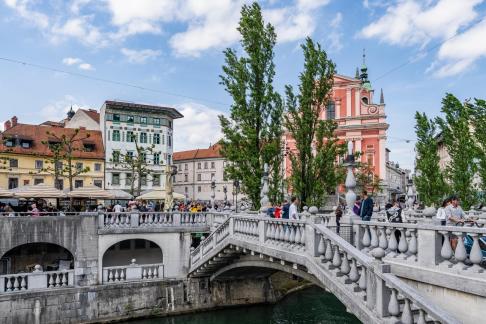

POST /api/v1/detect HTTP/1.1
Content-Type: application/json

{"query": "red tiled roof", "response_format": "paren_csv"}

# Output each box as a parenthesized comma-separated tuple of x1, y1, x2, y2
(40, 121, 65, 127)
(0, 123, 104, 159)
(174, 144, 222, 161)
(80, 109, 100, 123)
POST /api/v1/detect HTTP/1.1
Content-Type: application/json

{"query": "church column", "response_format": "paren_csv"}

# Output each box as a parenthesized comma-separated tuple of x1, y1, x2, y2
(355, 138, 362, 154)
(379, 136, 386, 180)
(355, 88, 361, 116)
(346, 89, 352, 117)
(335, 99, 341, 119)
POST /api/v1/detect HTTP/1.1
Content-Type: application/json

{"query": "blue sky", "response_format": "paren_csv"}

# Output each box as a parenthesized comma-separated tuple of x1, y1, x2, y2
(1, 0, 486, 170)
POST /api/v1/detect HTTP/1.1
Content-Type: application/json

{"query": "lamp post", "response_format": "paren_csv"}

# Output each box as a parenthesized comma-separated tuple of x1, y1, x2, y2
(281, 143, 289, 202)
(233, 179, 240, 213)
(223, 185, 227, 207)
(210, 175, 216, 211)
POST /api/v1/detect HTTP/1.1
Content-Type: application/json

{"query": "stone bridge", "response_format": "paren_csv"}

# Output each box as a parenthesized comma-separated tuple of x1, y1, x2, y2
(189, 211, 486, 324)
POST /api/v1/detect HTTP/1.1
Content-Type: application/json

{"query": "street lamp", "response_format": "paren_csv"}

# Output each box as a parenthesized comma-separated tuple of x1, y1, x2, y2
(223, 185, 227, 207)
(233, 179, 240, 213)
(281, 143, 290, 202)
(210, 175, 216, 211)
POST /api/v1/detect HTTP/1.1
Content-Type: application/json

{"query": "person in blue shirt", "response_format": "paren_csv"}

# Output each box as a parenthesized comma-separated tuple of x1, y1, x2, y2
(360, 190, 374, 221)
(282, 199, 290, 219)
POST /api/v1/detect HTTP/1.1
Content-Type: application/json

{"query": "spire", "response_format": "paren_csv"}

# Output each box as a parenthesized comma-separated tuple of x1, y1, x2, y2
(67, 105, 75, 119)
(355, 67, 359, 79)
(360, 48, 372, 91)
(380, 88, 385, 104)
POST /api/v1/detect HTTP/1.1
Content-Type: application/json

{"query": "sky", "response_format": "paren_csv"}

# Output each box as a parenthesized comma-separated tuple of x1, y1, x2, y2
(0, 0, 486, 171)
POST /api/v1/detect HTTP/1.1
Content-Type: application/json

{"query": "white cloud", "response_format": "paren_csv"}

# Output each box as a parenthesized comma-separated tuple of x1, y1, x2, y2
(50, 16, 105, 46)
(62, 57, 94, 71)
(121, 48, 162, 63)
(78, 63, 94, 71)
(5, 0, 49, 29)
(173, 103, 226, 151)
(38, 95, 79, 122)
(62, 57, 82, 66)
(360, 0, 486, 77)
(326, 12, 343, 52)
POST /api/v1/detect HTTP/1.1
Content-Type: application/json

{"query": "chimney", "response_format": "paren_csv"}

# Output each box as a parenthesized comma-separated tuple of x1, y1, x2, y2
(11, 116, 18, 127)
(4, 120, 11, 130)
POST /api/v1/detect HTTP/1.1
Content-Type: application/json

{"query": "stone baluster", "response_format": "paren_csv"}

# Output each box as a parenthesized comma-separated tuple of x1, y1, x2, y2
(370, 226, 379, 249)
(407, 229, 418, 260)
(401, 298, 413, 324)
(362, 226, 371, 251)
(20, 276, 27, 290)
(453, 232, 467, 268)
(48, 274, 54, 287)
(332, 245, 342, 269)
(387, 288, 400, 318)
(439, 231, 453, 266)
(417, 309, 427, 324)
(398, 229, 408, 255)
(56, 273, 61, 287)
(299, 224, 306, 247)
(469, 233, 484, 272)
(349, 258, 359, 283)
(340, 252, 350, 276)
(63, 273, 68, 286)
(324, 240, 333, 262)
(378, 226, 388, 250)
(318, 235, 326, 257)
(388, 227, 398, 256)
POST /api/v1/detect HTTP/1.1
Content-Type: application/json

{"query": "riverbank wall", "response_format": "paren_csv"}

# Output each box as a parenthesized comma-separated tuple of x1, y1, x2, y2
(0, 276, 280, 323)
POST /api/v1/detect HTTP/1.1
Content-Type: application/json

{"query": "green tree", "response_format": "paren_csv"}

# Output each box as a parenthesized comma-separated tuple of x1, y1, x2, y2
(219, 2, 283, 210)
(470, 98, 486, 193)
(284, 37, 341, 207)
(355, 161, 385, 197)
(110, 136, 158, 197)
(414, 112, 447, 206)
(43, 128, 91, 191)
(436, 94, 478, 208)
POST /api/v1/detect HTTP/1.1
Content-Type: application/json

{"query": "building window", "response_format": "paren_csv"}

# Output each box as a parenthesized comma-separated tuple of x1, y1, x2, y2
(211, 162, 215, 169)
(8, 178, 18, 189)
(76, 162, 83, 172)
(326, 101, 335, 120)
(112, 150, 120, 163)
(127, 131, 135, 142)
(113, 114, 120, 122)
(23, 180, 30, 186)
(141, 175, 147, 186)
(140, 152, 146, 162)
(55, 179, 64, 190)
(153, 153, 160, 165)
(204, 162, 208, 169)
(34, 178, 44, 185)
(112, 130, 120, 141)
(211, 173, 215, 180)
(9, 159, 18, 168)
(75, 180, 83, 188)
(154, 118, 160, 126)
(362, 97, 369, 105)
(21, 141, 31, 149)
(367, 153, 374, 166)
(197, 174, 201, 181)
(94, 163, 102, 172)
(127, 115, 134, 123)
(184, 174, 188, 182)
(35, 160, 43, 169)
(94, 180, 102, 188)
(197, 186, 201, 193)
(168, 154, 172, 164)
(126, 173, 132, 185)
(153, 133, 160, 144)
(140, 117, 147, 124)
(140, 132, 147, 143)
(112, 173, 120, 185)
(153, 174, 160, 186)
(197, 162, 201, 169)
(84, 143, 95, 152)
(184, 164, 188, 171)
(168, 135, 172, 147)
(162, 134, 165, 145)
(185, 187, 188, 193)
(5, 140, 14, 147)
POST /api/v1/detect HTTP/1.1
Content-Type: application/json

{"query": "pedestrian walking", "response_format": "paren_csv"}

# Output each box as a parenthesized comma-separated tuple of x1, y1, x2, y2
(360, 190, 373, 221)
(289, 196, 299, 220)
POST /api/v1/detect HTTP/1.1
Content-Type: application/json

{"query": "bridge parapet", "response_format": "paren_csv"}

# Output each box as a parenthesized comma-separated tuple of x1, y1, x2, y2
(190, 213, 460, 324)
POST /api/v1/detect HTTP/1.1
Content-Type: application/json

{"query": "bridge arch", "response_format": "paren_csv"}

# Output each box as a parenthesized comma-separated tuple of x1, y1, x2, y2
(210, 259, 323, 288)
(102, 238, 163, 267)
(0, 242, 74, 274)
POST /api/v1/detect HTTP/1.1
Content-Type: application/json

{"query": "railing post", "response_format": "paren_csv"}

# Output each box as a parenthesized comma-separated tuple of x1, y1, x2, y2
(173, 212, 181, 226)
(229, 217, 234, 236)
(374, 263, 391, 317)
(126, 263, 142, 280)
(207, 212, 214, 227)
(98, 213, 105, 228)
(259, 219, 266, 244)
(29, 272, 48, 290)
(307, 207, 319, 256)
(130, 212, 139, 227)
(416, 226, 441, 266)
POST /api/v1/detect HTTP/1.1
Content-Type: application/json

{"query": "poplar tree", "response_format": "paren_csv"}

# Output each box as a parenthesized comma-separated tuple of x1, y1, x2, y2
(414, 112, 446, 206)
(219, 2, 283, 210)
(284, 37, 343, 207)
(470, 98, 486, 193)
(436, 94, 478, 209)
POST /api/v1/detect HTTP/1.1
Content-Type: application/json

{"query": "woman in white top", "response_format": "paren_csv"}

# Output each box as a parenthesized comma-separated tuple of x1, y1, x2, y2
(436, 198, 450, 226)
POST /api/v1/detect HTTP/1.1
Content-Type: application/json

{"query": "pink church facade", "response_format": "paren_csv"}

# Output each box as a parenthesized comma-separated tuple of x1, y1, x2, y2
(284, 64, 389, 192)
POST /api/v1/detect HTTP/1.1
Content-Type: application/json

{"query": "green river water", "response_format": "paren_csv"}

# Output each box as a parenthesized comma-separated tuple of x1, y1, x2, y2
(126, 286, 360, 324)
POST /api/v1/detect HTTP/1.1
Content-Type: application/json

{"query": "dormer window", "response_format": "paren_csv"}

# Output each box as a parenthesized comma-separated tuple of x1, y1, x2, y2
(361, 97, 369, 104)
(5, 140, 14, 147)
(83, 142, 95, 152)
(21, 142, 31, 148)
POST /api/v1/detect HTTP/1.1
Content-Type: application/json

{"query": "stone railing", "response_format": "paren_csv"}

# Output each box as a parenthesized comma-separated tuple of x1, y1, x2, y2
(352, 219, 486, 274)
(102, 261, 164, 283)
(98, 212, 215, 229)
(190, 213, 460, 324)
(0, 269, 74, 293)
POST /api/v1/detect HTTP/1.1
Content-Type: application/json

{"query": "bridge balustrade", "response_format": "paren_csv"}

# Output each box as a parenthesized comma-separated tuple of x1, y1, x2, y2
(190, 213, 460, 324)
(98, 212, 213, 229)
(352, 220, 486, 274)
(0, 269, 74, 293)
(102, 262, 164, 283)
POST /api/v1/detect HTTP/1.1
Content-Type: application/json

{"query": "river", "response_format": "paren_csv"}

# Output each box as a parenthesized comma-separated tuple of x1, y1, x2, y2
(126, 286, 360, 324)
